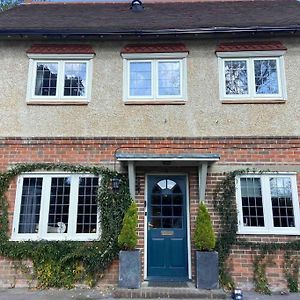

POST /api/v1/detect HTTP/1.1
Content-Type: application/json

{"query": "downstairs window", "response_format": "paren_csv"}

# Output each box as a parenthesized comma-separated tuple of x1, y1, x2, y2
(236, 174, 300, 235)
(12, 173, 100, 241)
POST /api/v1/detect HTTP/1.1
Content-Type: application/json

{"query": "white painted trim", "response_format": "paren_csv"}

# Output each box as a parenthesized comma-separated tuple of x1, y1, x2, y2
(10, 173, 101, 241)
(121, 52, 188, 59)
(216, 50, 286, 58)
(11, 177, 25, 241)
(218, 55, 287, 102)
(236, 174, 300, 235)
(27, 53, 95, 59)
(122, 54, 188, 103)
(143, 176, 148, 280)
(144, 173, 191, 280)
(127, 60, 154, 99)
(185, 175, 192, 280)
(26, 58, 93, 103)
(155, 59, 184, 99)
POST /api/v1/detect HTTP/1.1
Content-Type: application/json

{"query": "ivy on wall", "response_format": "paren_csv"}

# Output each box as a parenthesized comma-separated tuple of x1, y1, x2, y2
(0, 163, 132, 288)
(0, 164, 299, 291)
(214, 169, 300, 293)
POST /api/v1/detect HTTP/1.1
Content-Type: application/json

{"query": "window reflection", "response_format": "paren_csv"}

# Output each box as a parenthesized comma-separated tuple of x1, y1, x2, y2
(150, 178, 183, 229)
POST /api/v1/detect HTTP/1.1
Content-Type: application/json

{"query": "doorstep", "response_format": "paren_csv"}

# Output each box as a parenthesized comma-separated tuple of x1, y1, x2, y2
(113, 281, 228, 299)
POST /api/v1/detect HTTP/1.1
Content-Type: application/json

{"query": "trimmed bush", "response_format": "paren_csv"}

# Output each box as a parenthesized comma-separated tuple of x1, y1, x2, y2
(194, 202, 216, 251)
(118, 201, 138, 250)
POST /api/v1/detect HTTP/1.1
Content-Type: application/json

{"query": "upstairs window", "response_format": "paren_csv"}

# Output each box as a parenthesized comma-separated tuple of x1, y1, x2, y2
(32, 61, 88, 98)
(121, 44, 188, 103)
(12, 173, 100, 241)
(216, 41, 287, 102)
(26, 44, 94, 104)
(236, 174, 300, 235)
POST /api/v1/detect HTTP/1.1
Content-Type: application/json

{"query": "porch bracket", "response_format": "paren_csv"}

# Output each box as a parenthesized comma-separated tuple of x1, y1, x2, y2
(128, 161, 136, 199)
(198, 163, 208, 202)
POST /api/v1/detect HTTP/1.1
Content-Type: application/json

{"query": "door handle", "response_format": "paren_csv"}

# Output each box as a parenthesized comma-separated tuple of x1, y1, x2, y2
(148, 222, 154, 229)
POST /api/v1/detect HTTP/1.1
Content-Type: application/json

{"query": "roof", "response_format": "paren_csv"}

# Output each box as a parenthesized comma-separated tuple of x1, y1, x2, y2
(0, 0, 300, 38)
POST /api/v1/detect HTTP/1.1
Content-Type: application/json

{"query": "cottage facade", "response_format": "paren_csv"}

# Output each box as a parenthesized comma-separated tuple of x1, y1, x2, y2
(0, 0, 300, 291)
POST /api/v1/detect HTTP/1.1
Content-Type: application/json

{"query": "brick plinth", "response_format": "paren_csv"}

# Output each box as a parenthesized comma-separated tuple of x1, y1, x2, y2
(0, 136, 299, 290)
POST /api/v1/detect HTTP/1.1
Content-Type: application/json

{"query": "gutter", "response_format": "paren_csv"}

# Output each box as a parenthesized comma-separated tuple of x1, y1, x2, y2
(0, 25, 300, 38)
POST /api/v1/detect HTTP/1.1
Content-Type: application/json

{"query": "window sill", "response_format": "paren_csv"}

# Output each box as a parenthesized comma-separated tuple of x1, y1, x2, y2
(124, 99, 187, 105)
(237, 229, 300, 236)
(221, 99, 286, 104)
(10, 235, 100, 241)
(26, 100, 90, 106)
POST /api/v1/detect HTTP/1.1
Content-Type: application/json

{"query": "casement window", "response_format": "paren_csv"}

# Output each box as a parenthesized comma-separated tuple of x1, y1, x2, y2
(26, 45, 94, 104)
(236, 174, 300, 235)
(11, 173, 100, 241)
(121, 45, 188, 103)
(216, 43, 287, 102)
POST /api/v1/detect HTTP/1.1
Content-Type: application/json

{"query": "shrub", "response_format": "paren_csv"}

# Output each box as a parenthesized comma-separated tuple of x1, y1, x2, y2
(118, 201, 138, 250)
(193, 202, 216, 251)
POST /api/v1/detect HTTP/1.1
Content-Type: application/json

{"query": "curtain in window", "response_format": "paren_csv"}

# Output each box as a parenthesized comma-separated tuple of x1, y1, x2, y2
(19, 178, 42, 233)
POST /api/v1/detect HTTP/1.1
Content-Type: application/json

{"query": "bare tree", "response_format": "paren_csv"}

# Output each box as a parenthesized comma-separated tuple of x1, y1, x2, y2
(0, 0, 22, 12)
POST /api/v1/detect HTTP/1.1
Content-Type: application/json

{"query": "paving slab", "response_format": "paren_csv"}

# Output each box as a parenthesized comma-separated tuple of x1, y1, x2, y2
(1, 288, 300, 300)
(242, 291, 300, 300)
(0, 287, 112, 300)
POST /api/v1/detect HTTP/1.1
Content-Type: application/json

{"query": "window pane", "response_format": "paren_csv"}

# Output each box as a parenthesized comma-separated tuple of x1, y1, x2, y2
(47, 177, 71, 233)
(129, 62, 152, 96)
(76, 177, 99, 234)
(158, 61, 181, 96)
(18, 178, 43, 233)
(254, 59, 279, 94)
(240, 178, 264, 227)
(224, 60, 248, 95)
(64, 63, 87, 97)
(270, 177, 295, 227)
(35, 63, 58, 96)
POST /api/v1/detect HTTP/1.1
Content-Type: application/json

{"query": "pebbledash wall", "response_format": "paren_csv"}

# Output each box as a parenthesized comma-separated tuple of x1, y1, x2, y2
(0, 136, 299, 290)
(0, 38, 300, 138)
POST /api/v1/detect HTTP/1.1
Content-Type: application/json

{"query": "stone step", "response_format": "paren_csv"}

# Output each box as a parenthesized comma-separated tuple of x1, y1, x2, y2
(113, 287, 228, 299)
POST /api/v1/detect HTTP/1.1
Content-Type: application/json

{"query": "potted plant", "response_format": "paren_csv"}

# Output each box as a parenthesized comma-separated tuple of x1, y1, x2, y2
(118, 201, 141, 289)
(193, 201, 219, 289)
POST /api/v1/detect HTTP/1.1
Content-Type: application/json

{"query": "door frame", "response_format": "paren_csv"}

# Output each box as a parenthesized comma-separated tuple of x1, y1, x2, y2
(144, 173, 192, 280)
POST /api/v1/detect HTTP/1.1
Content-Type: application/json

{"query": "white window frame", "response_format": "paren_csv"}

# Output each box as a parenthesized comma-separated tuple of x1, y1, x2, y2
(217, 50, 287, 102)
(236, 173, 300, 235)
(11, 172, 101, 241)
(122, 52, 188, 104)
(26, 54, 94, 104)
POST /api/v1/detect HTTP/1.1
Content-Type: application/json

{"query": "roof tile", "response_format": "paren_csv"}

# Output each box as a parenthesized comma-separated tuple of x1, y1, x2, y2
(26, 44, 95, 54)
(216, 41, 287, 52)
(121, 43, 189, 53)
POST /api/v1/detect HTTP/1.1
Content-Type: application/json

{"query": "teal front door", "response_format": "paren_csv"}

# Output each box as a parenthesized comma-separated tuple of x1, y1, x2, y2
(147, 175, 188, 280)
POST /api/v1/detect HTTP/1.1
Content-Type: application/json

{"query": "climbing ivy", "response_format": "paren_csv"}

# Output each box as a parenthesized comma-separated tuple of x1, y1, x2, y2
(0, 163, 132, 288)
(253, 252, 272, 294)
(213, 169, 247, 290)
(284, 251, 299, 293)
(213, 169, 300, 293)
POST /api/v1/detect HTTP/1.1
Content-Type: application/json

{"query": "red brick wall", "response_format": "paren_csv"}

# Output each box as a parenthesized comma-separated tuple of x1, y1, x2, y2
(0, 136, 299, 290)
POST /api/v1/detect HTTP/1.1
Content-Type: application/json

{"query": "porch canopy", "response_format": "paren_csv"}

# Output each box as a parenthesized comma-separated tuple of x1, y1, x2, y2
(116, 152, 220, 201)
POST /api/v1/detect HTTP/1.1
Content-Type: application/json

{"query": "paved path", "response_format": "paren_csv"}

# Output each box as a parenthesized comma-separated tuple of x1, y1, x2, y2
(243, 291, 300, 300)
(1, 288, 300, 300)
(0, 288, 112, 300)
